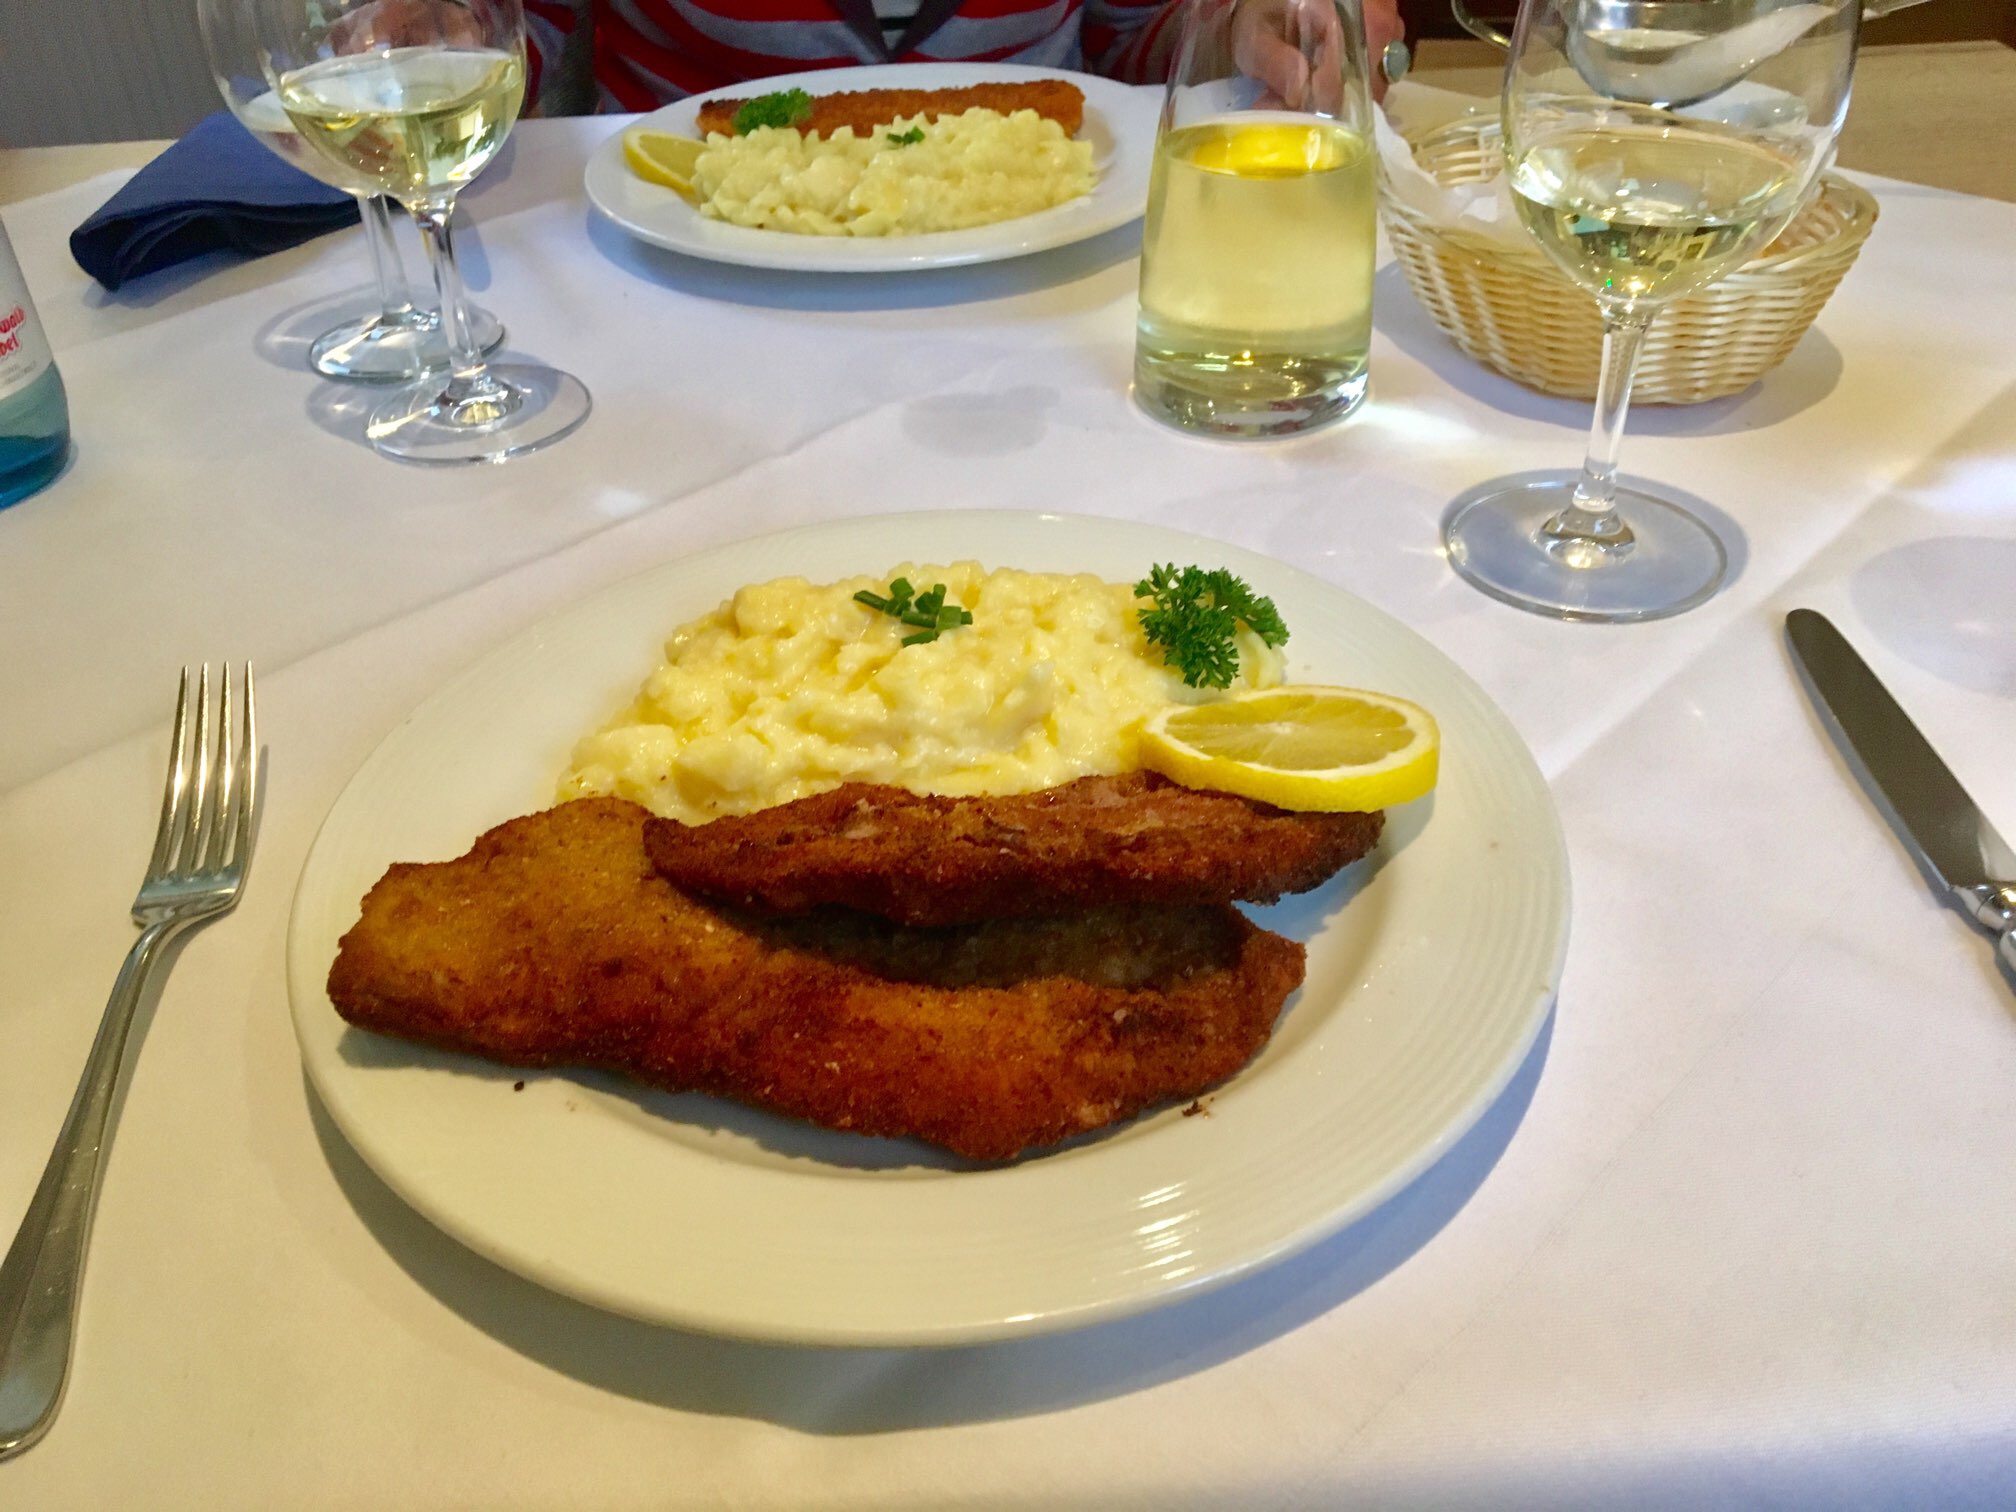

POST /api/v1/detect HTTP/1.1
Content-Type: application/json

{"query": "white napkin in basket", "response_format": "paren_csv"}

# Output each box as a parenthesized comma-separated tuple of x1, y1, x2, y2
(1373, 97, 1533, 253)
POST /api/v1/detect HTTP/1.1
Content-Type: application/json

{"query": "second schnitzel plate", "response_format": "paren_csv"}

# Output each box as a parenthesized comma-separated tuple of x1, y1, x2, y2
(289, 511, 1568, 1344)
(583, 63, 1158, 272)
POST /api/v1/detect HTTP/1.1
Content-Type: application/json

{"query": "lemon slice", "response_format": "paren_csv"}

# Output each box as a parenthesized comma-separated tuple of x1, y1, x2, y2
(624, 129, 703, 200)
(1187, 122, 1356, 178)
(1140, 686, 1439, 812)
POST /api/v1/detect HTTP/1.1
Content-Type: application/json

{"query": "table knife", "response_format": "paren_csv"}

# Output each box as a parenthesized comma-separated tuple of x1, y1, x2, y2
(1787, 609, 2016, 976)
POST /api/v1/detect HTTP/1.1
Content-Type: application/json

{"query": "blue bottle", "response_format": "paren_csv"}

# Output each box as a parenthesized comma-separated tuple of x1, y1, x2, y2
(0, 223, 70, 509)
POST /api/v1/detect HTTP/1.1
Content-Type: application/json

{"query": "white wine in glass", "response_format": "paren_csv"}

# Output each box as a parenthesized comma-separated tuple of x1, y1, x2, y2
(1443, 0, 1857, 622)
(234, 85, 352, 181)
(277, 47, 524, 198)
(1508, 114, 1808, 307)
(262, 0, 589, 465)
(200, 0, 503, 383)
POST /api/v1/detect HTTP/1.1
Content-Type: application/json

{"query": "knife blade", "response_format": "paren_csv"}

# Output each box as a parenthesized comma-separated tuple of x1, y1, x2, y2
(1787, 609, 2016, 977)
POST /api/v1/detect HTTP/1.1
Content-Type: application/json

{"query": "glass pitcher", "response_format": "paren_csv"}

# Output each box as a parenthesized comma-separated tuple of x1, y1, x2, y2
(1134, 0, 1380, 439)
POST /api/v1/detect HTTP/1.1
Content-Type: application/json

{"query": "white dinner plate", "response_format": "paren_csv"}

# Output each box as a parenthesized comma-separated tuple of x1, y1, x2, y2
(289, 511, 1569, 1345)
(582, 62, 1159, 272)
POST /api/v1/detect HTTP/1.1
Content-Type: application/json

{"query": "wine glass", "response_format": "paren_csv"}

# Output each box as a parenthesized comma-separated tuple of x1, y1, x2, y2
(1442, 0, 1858, 621)
(1135, 0, 1379, 439)
(198, 0, 503, 382)
(257, 0, 590, 464)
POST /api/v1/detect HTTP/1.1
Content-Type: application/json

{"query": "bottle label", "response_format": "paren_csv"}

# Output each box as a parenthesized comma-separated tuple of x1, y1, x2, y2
(0, 230, 55, 406)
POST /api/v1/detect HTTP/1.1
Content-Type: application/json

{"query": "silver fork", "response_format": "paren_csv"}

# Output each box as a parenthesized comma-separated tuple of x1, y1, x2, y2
(0, 666, 259, 1461)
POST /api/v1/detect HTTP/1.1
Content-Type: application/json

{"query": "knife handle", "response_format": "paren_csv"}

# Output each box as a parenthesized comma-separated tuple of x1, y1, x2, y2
(2000, 927, 2016, 978)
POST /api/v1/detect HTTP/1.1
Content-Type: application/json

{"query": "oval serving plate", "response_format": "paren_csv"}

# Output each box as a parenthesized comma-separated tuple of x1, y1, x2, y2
(583, 62, 1159, 272)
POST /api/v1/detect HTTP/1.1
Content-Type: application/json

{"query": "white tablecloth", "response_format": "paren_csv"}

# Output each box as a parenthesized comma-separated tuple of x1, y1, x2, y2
(2, 114, 2013, 1509)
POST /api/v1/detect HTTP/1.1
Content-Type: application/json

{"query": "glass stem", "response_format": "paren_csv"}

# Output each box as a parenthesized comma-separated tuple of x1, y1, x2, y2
(410, 200, 511, 410)
(359, 195, 419, 322)
(1544, 309, 1654, 556)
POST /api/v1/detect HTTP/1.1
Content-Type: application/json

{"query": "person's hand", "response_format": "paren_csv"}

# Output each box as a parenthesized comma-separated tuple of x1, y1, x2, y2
(1229, 0, 1406, 109)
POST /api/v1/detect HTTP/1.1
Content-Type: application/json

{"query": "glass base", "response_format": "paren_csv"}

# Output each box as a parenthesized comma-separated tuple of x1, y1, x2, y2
(1134, 348, 1367, 440)
(1442, 473, 1729, 623)
(310, 303, 505, 383)
(366, 362, 591, 465)
(0, 436, 68, 510)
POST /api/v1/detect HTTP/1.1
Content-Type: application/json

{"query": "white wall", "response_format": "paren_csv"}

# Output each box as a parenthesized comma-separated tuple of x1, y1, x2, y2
(1, 0, 221, 146)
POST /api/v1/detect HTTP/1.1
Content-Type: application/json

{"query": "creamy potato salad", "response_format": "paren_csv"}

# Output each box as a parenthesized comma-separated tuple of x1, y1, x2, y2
(560, 563, 1283, 824)
(693, 109, 1094, 236)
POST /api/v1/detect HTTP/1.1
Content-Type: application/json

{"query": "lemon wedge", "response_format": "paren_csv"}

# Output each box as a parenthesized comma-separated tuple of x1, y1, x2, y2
(1185, 122, 1357, 178)
(1140, 686, 1439, 812)
(624, 129, 703, 200)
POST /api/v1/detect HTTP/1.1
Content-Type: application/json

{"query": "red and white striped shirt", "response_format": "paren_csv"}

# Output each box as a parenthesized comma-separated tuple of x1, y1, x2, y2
(525, 0, 1184, 114)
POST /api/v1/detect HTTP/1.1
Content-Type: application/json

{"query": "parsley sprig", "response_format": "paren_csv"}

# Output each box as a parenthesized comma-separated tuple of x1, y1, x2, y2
(732, 89, 813, 134)
(854, 577, 974, 646)
(885, 126, 925, 146)
(1134, 564, 1289, 689)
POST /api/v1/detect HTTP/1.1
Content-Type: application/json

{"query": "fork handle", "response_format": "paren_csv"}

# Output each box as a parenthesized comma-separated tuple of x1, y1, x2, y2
(0, 920, 179, 1460)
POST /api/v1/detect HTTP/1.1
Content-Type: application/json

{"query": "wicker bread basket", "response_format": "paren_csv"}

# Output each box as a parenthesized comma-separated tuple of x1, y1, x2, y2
(1381, 116, 1879, 404)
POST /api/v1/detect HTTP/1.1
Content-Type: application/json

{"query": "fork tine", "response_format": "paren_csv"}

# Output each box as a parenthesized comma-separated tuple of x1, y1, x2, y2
(200, 665, 236, 875)
(222, 664, 254, 870)
(233, 665, 259, 871)
(146, 668, 193, 879)
(174, 665, 211, 875)
(213, 667, 241, 868)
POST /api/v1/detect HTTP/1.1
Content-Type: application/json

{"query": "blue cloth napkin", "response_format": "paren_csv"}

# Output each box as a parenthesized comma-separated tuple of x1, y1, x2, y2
(70, 111, 360, 291)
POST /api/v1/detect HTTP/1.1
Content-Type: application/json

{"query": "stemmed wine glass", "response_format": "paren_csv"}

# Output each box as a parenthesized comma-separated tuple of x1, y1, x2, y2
(1442, 0, 1858, 621)
(256, 0, 590, 463)
(198, 0, 503, 382)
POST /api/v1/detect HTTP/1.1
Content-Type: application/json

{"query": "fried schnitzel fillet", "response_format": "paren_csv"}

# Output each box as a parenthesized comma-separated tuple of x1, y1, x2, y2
(327, 798, 1302, 1160)
(695, 80, 1086, 140)
(643, 773, 1382, 928)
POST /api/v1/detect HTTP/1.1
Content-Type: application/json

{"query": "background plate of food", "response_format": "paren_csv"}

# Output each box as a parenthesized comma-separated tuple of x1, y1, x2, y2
(583, 62, 1159, 272)
(288, 511, 1568, 1345)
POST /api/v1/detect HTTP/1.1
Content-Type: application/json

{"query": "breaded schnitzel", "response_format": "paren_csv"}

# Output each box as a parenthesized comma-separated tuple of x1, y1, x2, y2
(695, 80, 1086, 140)
(327, 798, 1302, 1161)
(644, 773, 1383, 927)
